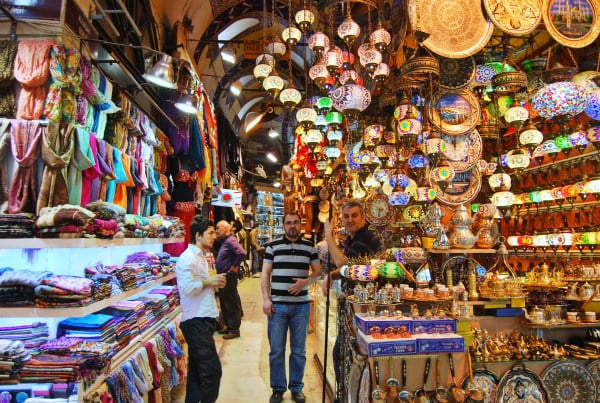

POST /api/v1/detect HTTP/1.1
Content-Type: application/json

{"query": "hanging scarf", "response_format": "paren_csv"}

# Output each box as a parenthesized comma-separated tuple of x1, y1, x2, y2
(67, 128, 95, 206)
(0, 85, 15, 117)
(36, 122, 75, 213)
(14, 40, 54, 120)
(76, 55, 95, 126)
(0, 40, 17, 84)
(89, 138, 114, 202)
(0, 119, 11, 204)
(44, 44, 81, 123)
(8, 120, 43, 213)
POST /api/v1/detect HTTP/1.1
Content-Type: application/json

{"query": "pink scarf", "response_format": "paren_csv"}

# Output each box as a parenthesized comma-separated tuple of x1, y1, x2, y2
(8, 120, 43, 213)
(13, 40, 54, 120)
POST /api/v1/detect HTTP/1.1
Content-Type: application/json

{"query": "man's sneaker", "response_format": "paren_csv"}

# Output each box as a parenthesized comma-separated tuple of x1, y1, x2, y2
(269, 391, 284, 403)
(292, 391, 306, 403)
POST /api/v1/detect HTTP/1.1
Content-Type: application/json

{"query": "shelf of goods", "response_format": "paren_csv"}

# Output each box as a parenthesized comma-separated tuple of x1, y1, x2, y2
(80, 306, 182, 402)
(0, 236, 184, 249)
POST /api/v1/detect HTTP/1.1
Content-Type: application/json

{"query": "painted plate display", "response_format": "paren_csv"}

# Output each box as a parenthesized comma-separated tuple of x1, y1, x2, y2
(541, 360, 596, 403)
(542, 0, 600, 48)
(586, 359, 600, 398)
(442, 129, 482, 172)
(461, 365, 499, 403)
(483, 0, 543, 35)
(427, 89, 481, 136)
(364, 193, 395, 226)
(430, 166, 482, 206)
(438, 56, 477, 89)
(358, 362, 371, 403)
(497, 363, 548, 403)
(408, 0, 495, 58)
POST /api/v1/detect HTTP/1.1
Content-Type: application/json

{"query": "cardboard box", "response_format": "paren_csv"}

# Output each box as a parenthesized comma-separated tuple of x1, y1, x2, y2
(411, 319, 456, 334)
(357, 329, 417, 357)
(416, 334, 465, 354)
(354, 313, 412, 336)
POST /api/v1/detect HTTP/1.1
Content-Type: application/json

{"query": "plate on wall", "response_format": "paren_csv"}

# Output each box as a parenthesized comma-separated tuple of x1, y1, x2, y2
(541, 360, 596, 403)
(461, 365, 499, 403)
(438, 56, 477, 89)
(408, 0, 494, 58)
(430, 166, 482, 206)
(483, 0, 543, 35)
(587, 359, 600, 398)
(427, 89, 481, 136)
(542, 0, 600, 48)
(497, 363, 548, 403)
(442, 129, 483, 172)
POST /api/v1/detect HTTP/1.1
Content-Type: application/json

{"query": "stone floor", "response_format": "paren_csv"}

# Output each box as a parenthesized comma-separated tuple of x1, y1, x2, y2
(172, 274, 329, 402)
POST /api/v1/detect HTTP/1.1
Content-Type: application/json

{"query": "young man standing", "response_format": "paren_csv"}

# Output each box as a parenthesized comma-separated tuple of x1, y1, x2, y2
(262, 212, 322, 403)
(176, 216, 227, 403)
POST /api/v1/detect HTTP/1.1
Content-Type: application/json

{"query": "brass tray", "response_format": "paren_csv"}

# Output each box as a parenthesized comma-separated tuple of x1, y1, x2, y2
(427, 89, 481, 136)
(408, 0, 494, 58)
(542, 0, 600, 48)
(483, 0, 543, 35)
(438, 56, 477, 90)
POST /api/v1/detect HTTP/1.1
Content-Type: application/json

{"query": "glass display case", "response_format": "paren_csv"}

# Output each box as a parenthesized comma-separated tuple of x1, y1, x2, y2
(256, 190, 285, 245)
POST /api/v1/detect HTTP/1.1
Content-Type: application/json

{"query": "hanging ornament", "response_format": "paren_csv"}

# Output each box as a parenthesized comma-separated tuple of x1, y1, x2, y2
(337, 13, 361, 47)
(308, 32, 330, 57)
(331, 83, 372, 121)
(370, 23, 391, 52)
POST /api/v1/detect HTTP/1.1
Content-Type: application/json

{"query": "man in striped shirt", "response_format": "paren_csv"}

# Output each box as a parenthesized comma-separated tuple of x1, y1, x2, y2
(261, 212, 322, 403)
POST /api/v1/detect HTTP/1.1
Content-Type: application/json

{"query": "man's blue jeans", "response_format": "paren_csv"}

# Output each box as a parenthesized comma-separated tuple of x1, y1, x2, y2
(267, 302, 311, 393)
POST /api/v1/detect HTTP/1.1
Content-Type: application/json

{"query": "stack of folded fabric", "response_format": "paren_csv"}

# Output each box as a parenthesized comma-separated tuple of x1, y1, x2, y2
(57, 313, 117, 344)
(0, 323, 49, 351)
(85, 201, 126, 239)
(152, 215, 183, 238)
(99, 300, 146, 348)
(125, 251, 173, 277)
(0, 213, 35, 238)
(35, 205, 96, 238)
(39, 337, 85, 355)
(89, 274, 112, 300)
(149, 285, 179, 311)
(34, 275, 94, 307)
(122, 263, 151, 287)
(121, 214, 150, 238)
(0, 340, 31, 383)
(20, 354, 86, 383)
(0, 270, 52, 306)
(133, 294, 164, 328)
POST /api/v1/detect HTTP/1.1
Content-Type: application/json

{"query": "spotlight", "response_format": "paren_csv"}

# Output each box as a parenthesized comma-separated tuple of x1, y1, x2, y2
(143, 55, 176, 88)
(266, 153, 278, 162)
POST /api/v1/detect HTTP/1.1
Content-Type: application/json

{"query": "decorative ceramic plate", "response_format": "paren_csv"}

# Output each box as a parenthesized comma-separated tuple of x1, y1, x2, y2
(541, 360, 596, 403)
(483, 0, 543, 35)
(408, 0, 495, 58)
(364, 193, 395, 226)
(427, 89, 481, 136)
(438, 57, 477, 89)
(542, 0, 600, 48)
(442, 129, 483, 172)
(497, 363, 548, 403)
(358, 362, 371, 403)
(461, 365, 499, 403)
(430, 166, 481, 206)
(586, 359, 600, 398)
(347, 362, 363, 403)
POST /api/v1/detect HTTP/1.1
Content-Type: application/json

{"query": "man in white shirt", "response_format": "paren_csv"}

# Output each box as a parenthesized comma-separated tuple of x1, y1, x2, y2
(176, 216, 227, 403)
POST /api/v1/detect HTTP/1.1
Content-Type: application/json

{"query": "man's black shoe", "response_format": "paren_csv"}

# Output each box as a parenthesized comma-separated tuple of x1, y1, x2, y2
(269, 391, 284, 403)
(217, 329, 228, 334)
(292, 391, 306, 403)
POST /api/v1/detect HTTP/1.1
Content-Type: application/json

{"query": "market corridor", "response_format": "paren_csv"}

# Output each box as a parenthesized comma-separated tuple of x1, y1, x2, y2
(172, 276, 328, 402)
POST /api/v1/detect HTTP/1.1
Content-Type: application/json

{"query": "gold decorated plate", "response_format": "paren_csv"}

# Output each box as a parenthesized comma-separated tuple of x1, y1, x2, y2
(442, 129, 483, 172)
(484, 0, 543, 35)
(427, 89, 481, 136)
(408, 0, 494, 58)
(542, 0, 600, 48)
(430, 166, 482, 206)
(438, 56, 477, 90)
(364, 193, 394, 226)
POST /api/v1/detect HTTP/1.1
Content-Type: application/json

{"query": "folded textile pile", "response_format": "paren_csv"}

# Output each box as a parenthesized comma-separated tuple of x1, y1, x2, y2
(99, 300, 146, 349)
(89, 274, 112, 300)
(122, 263, 152, 287)
(149, 286, 180, 311)
(125, 251, 173, 277)
(34, 275, 94, 307)
(35, 205, 95, 238)
(20, 354, 86, 383)
(0, 213, 35, 238)
(121, 214, 150, 238)
(0, 340, 31, 383)
(152, 215, 183, 238)
(0, 269, 52, 306)
(0, 323, 49, 350)
(57, 313, 116, 344)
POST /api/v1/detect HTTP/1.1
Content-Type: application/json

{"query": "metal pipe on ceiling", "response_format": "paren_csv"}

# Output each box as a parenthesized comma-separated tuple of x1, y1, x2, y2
(90, 0, 120, 38)
(114, 0, 143, 38)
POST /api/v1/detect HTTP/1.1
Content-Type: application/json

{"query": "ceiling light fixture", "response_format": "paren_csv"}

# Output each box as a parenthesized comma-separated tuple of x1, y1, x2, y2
(175, 88, 199, 114)
(267, 152, 279, 162)
(143, 54, 177, 88)
(269, 127, 279, 138)
(230, 81, 242, 96)
(221, 46, 236, 64)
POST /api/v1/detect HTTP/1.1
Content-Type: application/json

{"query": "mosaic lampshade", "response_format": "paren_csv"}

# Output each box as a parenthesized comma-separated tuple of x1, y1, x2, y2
(315, 97, 333, 114)
(295, 9, 315, 31)
(359, 45, 382, 74)
(263, 74, 285, 97)
(491, 191, 516, 208)
(279, 86, 302, 110)
(331, 83, 371, 121)
(341, 51, 355, 70)
(324, 146, 341, 160)
(337, 14, 360, 46)
(506, 148, 530, 170)
(309, 62, 329, 87)
(253, 63, 273, 81)
(302, 129, 323, 150)
(504, 101, 529, 125)
(531, 82, 588, 118)
(370, 24, 391, 52)
(296, 107, 317, 129)
(314, 115, 328, 132)
(308, 32, 329, 57)
(415, 187, 436, 202)
(267, 40, 286, 60)
(519, 121, 544, 151)
(585, 90, 600, 120)
(489, 172, 511, 191)
(325, 46, 343, 74)
(327, 129, 343, 144)
(339, 70, 361, 85)
(363, 124, 384, 149)
(282, 26, 302, 46)
(373, 63, 390, 83)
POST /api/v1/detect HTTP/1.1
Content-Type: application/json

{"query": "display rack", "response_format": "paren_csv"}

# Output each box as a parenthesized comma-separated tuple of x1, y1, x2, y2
(256, 190, 284, 244)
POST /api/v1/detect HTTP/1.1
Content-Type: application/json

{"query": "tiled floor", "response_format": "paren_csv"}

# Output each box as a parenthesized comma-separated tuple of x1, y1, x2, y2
(172, 275, 328, 402)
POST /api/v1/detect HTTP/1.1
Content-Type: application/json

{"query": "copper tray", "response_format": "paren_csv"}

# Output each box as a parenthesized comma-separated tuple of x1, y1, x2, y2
(408, 0, 494, 58)
(542, 0, 600, 48)
(483, 0, 543, 35)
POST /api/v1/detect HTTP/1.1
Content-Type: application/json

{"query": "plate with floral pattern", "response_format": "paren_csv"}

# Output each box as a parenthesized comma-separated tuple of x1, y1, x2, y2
(586, 359, 600, 398)
(442, 129, 482, 172)
(461, 364, 499, 403)
(427, 89, 481, 136)
(497, 363, 548, 402)
(541, 360, 596, 403)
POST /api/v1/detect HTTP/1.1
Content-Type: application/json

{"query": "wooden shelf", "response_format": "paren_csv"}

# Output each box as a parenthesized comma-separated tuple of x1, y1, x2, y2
(0, 237, 184, 249)
(521, 320, 600, 329)
(0, 272, 176, 317)
(81, 306, 182, 402)
(426, 248, 497, 254)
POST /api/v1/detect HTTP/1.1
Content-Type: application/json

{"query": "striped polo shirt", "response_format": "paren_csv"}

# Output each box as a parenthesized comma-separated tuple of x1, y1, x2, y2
(264, 236, 319, 304)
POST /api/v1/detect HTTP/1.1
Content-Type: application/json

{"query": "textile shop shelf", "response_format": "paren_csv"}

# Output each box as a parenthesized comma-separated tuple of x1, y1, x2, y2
(80, 306, 182, 402)
(0, 237, 184, 249)
(0, 272, 176, 317)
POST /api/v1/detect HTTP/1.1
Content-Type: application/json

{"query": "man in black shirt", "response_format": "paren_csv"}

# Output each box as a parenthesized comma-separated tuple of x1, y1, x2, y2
(322, 200, 381, 401)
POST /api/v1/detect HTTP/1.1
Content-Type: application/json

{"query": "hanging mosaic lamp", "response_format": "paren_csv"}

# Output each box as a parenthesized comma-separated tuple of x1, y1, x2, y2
(295, 8, 315, 32)
(586, 125, 600, 150)
(331, 83, 371, 121)
(506, 148, 531, 171)
(296, 106, 317, 129)
(519, 120, 544, 153)
(359, 44, 382, 74)
(315, 115, 328, 132)
(302, 129, 323, 152)
(314, 96, 333, 114)
(309, 62, 329, 88)
(267, 39, 287, 60)
(430, 160, 455, 191)
(279, 83, 302, 110)
(341, 51, 355, 70)
(308, 31, 330, 58)
(325, 46, 343, 75)
(254, 63, 273, 81)
(531, 82, 588, 118)
(422, 130, 446, 167)
(363, 124, 384, 150)
(504, 100, 529, 126)
(488, 172, 512, 192)
(370, 23, 391, 52)
(337, 13, 360, 47)
(263, 72, 285, 98)
(585, 89, 600, 120)
(327, 129, 343, 145)
(373, 62, 390, 84)
(282, 26, 302, 47)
